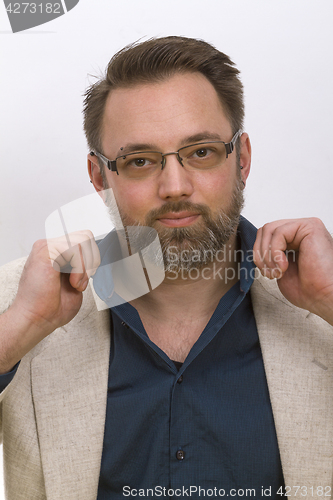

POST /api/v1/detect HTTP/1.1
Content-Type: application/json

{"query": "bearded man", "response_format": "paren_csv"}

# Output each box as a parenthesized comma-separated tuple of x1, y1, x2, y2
(0, 37, 333, 500)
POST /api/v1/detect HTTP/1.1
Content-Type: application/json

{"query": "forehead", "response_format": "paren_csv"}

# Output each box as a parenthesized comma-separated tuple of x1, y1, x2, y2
(101, 72, 232, 154)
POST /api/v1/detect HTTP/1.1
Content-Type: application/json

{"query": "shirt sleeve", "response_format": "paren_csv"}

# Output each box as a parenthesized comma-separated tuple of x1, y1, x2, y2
(0, 362, 20, 393)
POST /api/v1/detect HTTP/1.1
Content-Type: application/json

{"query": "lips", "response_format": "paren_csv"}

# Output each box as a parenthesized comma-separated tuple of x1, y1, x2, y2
(156, 211, 200, 227)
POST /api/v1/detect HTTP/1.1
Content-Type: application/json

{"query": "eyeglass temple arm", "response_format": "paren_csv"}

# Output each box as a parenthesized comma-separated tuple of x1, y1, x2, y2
(225, 130, 242, 157)
(90, 151, 118, 174)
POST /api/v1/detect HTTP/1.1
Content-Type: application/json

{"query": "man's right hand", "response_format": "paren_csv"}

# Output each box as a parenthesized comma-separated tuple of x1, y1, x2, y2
(0, 231, 100, 374)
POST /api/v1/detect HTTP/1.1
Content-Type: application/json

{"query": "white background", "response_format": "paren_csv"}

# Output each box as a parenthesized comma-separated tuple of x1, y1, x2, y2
(0, 0, 333, 497)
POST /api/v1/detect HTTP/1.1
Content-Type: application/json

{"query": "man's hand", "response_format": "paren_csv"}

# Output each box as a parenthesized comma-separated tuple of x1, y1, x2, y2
(0, 231, 100, 374)
(253, 218, 333, 326)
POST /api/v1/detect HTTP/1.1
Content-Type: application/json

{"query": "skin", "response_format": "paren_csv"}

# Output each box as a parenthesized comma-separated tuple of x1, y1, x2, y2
(253, 218, 333, 325)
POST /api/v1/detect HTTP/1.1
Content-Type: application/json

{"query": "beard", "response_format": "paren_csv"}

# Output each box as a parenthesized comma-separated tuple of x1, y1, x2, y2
(104, 174, 244, 274)
(156, 179, 243, 273)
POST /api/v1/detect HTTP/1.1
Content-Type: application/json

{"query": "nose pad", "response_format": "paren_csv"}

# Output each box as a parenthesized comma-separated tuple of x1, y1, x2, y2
(161, 152, 184, 170)
(176, 153, 184, 167)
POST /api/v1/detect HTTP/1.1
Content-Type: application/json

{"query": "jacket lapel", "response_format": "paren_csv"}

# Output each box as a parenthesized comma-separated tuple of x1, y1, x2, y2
(251, 274, 333, 492)
(30, 285, 110, 500)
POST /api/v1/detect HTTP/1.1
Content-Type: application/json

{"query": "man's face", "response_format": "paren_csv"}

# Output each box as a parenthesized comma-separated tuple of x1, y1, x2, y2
(93, 72, 250, 271)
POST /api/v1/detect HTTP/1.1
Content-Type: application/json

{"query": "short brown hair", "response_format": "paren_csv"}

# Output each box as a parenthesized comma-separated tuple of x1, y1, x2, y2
(83, 36, 244, 154)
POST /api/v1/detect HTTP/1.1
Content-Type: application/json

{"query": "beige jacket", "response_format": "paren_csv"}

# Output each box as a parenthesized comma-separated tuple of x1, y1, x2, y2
(0, 258, 333, 499)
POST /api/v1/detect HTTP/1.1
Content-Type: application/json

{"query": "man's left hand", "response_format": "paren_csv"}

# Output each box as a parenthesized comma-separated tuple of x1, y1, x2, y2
(253, 218, 333, 325)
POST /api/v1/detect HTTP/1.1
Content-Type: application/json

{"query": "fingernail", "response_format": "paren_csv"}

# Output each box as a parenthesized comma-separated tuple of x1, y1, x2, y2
(272, 268, 282, 279)
(80, 279, 89, 290)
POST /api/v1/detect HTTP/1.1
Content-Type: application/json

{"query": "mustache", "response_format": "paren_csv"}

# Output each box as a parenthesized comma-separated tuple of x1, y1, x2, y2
(145, 201, 212, 225)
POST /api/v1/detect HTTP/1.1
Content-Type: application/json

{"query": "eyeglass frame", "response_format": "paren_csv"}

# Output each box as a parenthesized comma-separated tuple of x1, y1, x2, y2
(90, 129, 242, 176)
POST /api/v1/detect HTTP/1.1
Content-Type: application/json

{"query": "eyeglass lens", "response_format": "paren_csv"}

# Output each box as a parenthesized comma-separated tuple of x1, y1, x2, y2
(116, 142, 228, 179)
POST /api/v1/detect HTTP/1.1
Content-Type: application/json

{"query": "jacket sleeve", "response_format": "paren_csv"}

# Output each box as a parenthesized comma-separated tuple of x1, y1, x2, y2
(0, 257, 27, 442)
(0, 257, 26, 315)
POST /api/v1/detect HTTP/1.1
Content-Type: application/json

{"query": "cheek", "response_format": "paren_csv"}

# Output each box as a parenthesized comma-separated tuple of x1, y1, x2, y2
(192, 168, 236, 200)
(110, 181, 155, 222)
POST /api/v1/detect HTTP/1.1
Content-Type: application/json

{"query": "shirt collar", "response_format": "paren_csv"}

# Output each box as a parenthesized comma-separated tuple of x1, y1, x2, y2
(237, 216, 258, 293)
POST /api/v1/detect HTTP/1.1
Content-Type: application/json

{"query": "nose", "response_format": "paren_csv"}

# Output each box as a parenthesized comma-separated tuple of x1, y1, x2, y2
(157, 153, 194, 201)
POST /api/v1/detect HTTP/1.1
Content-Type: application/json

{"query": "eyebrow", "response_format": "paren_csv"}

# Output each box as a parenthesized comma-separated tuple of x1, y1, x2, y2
(117, 143, 158, 156)
(181, 132, 222, 145)
(116, 132, 224, 157)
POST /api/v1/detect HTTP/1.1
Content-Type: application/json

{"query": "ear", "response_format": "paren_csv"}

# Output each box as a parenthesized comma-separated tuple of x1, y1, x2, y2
(239, 133, 251, 186)
(87, 153, 105, 192)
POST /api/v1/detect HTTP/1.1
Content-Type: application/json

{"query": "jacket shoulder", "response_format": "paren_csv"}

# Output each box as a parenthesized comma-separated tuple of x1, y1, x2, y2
(251, 272, 333, 334)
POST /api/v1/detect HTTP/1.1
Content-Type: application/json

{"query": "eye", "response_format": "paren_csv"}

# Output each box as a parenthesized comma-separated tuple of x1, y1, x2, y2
(132, 158, 149, 167)
(124, 156, 152, 168)
(191, 146, 217, 160)
(193, 148, 210, 158)
(182, 143, 225, 170)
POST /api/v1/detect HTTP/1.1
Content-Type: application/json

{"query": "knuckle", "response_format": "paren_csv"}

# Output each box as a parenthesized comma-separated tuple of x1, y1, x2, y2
(32, 239, 47, 250)
(78, 230, 94, 241)
(309, 216, 323, 227)
(84, 229, 94, 239)
(32, 239, 49, 255)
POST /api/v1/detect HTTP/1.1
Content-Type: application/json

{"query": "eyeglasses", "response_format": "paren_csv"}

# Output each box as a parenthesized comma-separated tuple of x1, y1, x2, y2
(91, 130, 241, 180)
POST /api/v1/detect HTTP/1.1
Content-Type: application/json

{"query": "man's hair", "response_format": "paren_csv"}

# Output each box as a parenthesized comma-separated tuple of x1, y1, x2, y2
(83, 36, 244, 155)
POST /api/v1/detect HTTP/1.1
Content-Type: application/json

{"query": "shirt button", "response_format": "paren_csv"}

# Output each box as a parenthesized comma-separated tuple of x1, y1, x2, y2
(177, 375, 183, 384)
(176, 450, 185, 461)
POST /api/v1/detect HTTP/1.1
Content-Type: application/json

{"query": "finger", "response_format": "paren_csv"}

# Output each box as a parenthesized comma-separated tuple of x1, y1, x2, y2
(253, 227, 263, 266)
(253, 228, 267, 274)
(68, 237, 101, 278)
(67, 237, 100, 289)
(70, 242, 86, 274)
(253, 227, 277, 275)
(253, 226, 287, 279)
(51, 231, 94, 270)
(47, 231, 100, 289)
(48, 233, 90, 286)
(261, 224, 288, 273)
(269, 224, 299, 274)
(48, 235, 82, 272)
(83, 237, 101, 278)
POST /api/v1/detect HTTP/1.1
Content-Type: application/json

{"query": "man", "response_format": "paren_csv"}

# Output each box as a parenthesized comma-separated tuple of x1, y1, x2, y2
(0, 36, 333, 499)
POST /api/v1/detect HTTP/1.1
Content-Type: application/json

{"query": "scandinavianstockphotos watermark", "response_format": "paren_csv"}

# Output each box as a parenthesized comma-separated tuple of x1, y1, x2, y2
(164, 246, 297, 281)
(3, 0, 80, 33)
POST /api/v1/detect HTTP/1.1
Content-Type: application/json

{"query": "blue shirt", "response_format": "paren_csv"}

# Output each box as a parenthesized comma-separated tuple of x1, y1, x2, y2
(97, 217, 285, 499)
